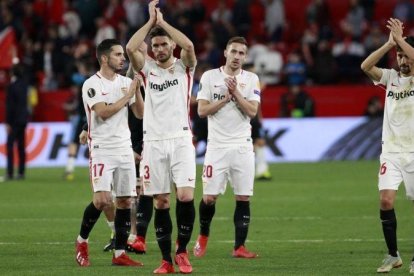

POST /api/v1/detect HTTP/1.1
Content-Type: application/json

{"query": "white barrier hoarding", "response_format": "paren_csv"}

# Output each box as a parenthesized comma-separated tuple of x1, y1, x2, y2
(0, 117, 381, 167)
(261, 117, 380, 162)
(0, 122, 89, 168)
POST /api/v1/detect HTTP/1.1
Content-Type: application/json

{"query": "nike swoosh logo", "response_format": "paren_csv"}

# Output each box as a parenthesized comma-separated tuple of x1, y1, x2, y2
(214, 85, 223, 88)
(102, 92, 109, 95)
(391, 83, 397, 87)
(150, 72, 159, 77)
(188, 178, 195, 181)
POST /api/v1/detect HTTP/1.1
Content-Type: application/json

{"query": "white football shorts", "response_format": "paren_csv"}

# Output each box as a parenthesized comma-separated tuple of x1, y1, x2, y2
(141, 136, 196, 195)
(89, 151, 137, 197)
(378, 152, 414, 199)
(202, 144, 255, 196)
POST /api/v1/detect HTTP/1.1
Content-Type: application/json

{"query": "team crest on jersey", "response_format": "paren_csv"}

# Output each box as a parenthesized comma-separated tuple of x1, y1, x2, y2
(168, 67, 175, 74)
(121, 87, 127, 94)
(239, 83, 246, 89)
(87, 88, 96, 98)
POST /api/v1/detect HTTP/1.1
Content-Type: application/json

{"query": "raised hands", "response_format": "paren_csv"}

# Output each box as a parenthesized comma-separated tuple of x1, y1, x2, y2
(149, 0, 159, 25)
(387, 18, 404, 43)
(148, 0, 166, 26)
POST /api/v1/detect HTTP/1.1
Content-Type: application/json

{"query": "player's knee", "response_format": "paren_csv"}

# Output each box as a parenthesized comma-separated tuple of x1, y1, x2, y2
(177, 194, 194, 202)
(235, 195, 250, 201)
(116, 197, 132, 209)
(203, 195, 217, 205)
(176, 187, 194, 202)
(154, 195, 170, 209)
(93, 198, 112, 210)
(380, 197, 394, 210)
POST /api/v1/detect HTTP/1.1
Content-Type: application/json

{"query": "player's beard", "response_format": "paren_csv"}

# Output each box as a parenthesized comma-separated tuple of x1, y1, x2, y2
(157, 51, 171, 63)
(400, 64, 411, 75)
(108, 59, 123, 73)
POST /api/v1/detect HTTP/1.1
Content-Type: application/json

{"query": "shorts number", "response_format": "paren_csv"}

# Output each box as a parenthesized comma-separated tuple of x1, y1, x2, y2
(93, 163, 104, 177)
(203, 165, 213, 178)
(144, 165, 150, 179)
(380, 162, 387, 175)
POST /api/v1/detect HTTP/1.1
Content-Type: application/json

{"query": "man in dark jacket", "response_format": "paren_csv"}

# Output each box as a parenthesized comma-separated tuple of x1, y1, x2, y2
(5, 64, 29, 180)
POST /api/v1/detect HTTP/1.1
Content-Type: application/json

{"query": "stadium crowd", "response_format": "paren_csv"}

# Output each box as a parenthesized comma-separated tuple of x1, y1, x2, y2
(0, 0, 411, 92)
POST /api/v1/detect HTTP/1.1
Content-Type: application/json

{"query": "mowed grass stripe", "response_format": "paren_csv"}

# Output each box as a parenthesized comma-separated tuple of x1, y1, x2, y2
(1, 162, 414, 275)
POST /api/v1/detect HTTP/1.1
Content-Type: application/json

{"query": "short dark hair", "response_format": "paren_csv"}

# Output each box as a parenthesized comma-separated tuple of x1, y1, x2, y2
(226, 36, 248, 48)
(149, 26, 171, 40)
(96, 39, 121, 65)
(396, 36, 414, 52)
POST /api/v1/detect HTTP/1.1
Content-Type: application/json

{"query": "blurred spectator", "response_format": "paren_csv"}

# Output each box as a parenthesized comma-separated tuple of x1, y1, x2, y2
(364, 95, 384, 118)
(62, 59, 91, 180)
(172, 1, 195, 42)
(232, 0, 251, 38)
(188, 0, 206, 25)
(360, 0, 376, 21)
(94, 17, 115, 46)
(301, 22, 319, 69)
(284, 51, 306, 85)
(249, 0, 266, 40)
(393, 0, 414, 24)
(332, 35, 365, 82)
(123, 0, 146, 35)
(190, 63, 210, 157)
(117, 19, 129, 47)
(103, 0, 125, 29)
(263, 0, 285, 42)
(74, 0, 101, 37)
(363, 23, 388, 68)
(21, 0, 44, 42)
(58, 0, 81, 42)
(211, 0, 234, 49)
(340, 0, 367, 40)
(5, 64, 29, 180)
(41, 40, 59, 90)
(199, 36, 221, 68)
(254, 43, 283, 85)
(307, 0, 330, 26)
(311, 40, 337, 84)
(20, 38, 37, 85)
(280, 84, 314, 118)
(246, 39, 268, 64)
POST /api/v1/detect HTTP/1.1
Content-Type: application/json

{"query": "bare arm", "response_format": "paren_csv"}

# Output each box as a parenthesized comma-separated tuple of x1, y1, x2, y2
(225, 77, 259, 118)
(125, 0, 158, 71)
(155, 8, 196, 68)
(198, 96, 230, 118)
(93, 77, 139, 120)
(127, 42, 149, 75)
(361, 32, 395, 82)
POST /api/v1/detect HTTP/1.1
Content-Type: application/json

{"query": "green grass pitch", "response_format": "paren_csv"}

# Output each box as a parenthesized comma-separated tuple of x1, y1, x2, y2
(1, 161, 414, 275)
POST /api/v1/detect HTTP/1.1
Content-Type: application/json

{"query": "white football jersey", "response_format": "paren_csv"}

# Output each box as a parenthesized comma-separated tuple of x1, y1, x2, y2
(375, 68, 414, 152)
(141, 59, 194, 141)
(82, 72, 135, 155)
(197, 67, 261, 147)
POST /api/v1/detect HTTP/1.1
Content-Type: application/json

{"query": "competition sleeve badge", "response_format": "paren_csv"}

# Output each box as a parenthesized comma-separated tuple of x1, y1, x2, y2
(87, 88, 96, 98)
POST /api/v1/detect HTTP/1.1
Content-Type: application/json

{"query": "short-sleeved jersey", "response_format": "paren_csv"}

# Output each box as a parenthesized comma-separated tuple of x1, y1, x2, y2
(197, 67, 261, 147)
(82, 72, 135, 155)
(141, 59, 194, 141)
(374, 68, 414, 152)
